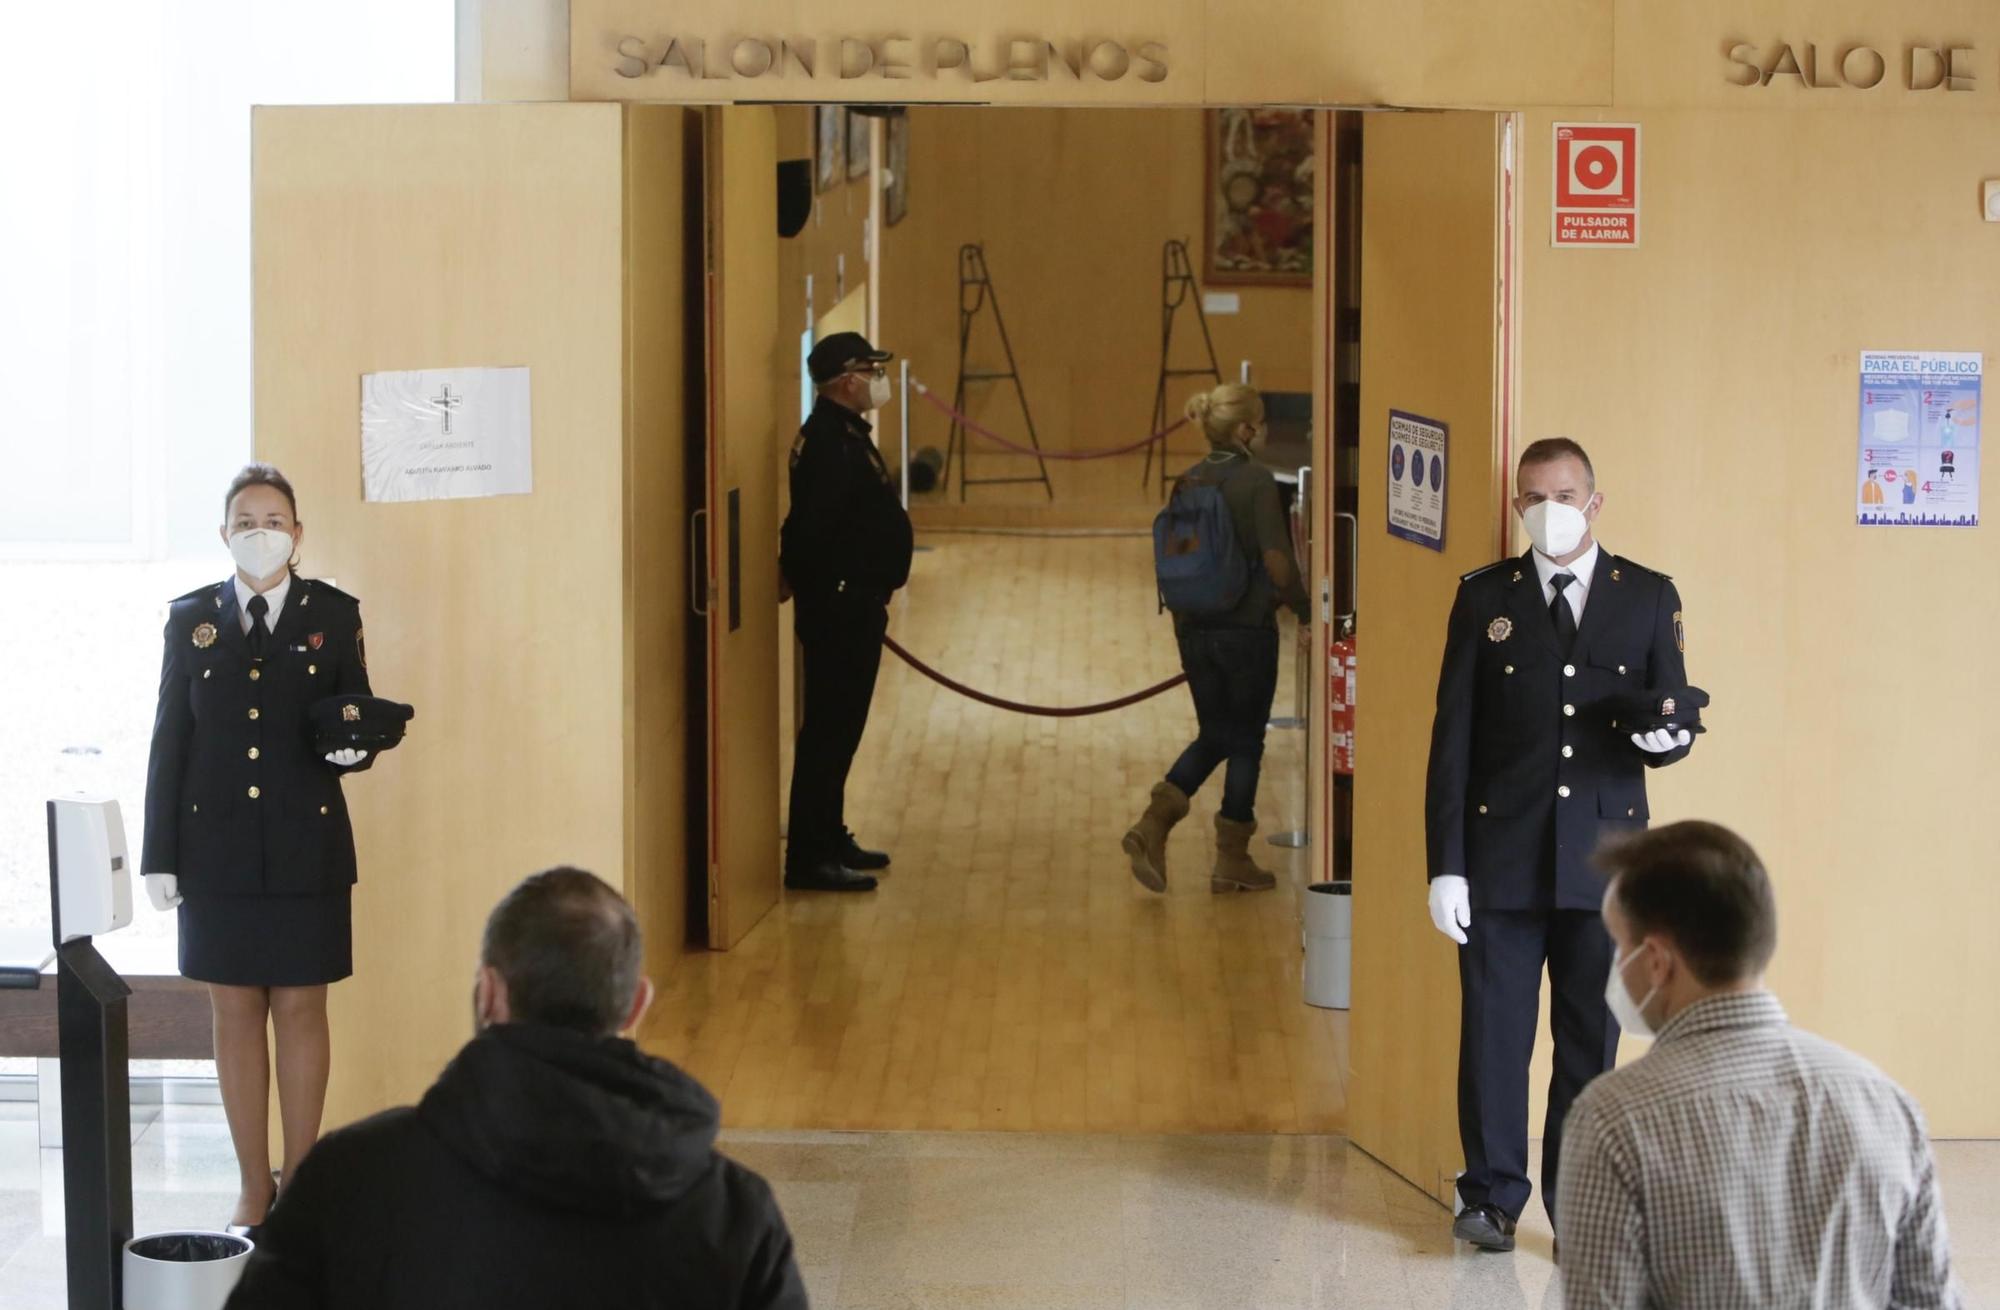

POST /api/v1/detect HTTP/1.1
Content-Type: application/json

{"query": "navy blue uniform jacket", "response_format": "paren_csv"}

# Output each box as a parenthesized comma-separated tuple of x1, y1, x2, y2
(142, 575, 373, 897)
(1425, 551, 1691, 911)
(779, 399, 914, 604)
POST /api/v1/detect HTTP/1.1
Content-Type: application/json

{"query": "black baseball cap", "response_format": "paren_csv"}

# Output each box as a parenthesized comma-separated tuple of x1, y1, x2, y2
(807, 332, 892, 384)
(1610, 685, 1710, 735)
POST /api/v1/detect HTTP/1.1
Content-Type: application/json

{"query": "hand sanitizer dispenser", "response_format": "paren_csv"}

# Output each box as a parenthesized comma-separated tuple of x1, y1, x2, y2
(48, 796, 132, 945)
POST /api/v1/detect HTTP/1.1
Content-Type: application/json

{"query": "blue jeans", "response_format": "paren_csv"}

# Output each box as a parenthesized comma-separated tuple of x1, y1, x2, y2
(1165, 626, 1280, 823)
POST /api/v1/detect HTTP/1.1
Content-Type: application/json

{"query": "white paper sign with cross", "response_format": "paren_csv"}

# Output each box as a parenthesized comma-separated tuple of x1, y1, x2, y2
(360, 366, 533, 503)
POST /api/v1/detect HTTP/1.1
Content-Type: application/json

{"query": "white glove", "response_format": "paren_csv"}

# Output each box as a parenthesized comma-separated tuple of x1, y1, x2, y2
(144, 873, 182, 911)
(1631, 728, 1692, 754)
(325, 748, 369, 767)
(1428, 874, 1471, 945)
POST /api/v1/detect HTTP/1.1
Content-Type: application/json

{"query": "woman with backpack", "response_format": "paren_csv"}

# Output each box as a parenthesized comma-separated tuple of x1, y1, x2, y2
(1125, 383, 1310, 893)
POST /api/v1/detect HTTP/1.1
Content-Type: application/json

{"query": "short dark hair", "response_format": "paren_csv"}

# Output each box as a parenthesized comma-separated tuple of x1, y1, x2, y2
(481, 868, 644, 1035)
(1597, 821, 1777, 986)
(1517, 438, 1595, 490)
(223, 463, 299, 520)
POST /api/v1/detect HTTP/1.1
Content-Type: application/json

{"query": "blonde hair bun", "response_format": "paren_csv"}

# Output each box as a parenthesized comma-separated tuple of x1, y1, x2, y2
(1187, 383, 1264, 447)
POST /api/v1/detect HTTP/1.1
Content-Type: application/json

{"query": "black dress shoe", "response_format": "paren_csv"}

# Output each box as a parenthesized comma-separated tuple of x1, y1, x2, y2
(837, 831, 890, 871)
(784, 861, 878, 892)
(1451, 1203, 1517, 1252)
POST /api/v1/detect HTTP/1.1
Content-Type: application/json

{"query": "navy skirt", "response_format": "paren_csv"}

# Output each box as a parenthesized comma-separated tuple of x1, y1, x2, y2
(178, 889, 353, 987)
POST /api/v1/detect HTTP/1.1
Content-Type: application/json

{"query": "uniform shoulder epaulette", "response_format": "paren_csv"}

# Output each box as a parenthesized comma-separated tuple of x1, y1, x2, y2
(303, 577, 360, 605)
(1459, 560, 1509, 583)
(169, 581, 226, 606)
(1610, 556, 1671, 582)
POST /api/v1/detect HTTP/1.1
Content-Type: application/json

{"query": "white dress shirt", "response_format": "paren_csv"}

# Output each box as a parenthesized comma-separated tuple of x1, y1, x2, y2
(1532, 540, 1599, 625)
(233, 571, 292, 636)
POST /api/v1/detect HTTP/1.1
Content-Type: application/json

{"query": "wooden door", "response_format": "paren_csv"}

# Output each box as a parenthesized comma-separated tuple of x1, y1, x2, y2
(1347, 110, 1517, 1205)
(693, 106, 785, 949)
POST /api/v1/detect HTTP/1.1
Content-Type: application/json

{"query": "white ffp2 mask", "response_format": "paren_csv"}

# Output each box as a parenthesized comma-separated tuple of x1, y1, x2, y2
(1522, 499, 1589, 557)
(228, 529, 294, 582)
(1605, 941, 1661, 1039)
(867, 373, 893, 410)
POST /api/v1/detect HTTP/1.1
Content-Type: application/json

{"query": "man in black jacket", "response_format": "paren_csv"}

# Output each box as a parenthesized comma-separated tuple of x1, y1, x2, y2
(226, 868, 806, 1310)
(1424, 438, 1698, 1254)
(779, 331, 915, 892)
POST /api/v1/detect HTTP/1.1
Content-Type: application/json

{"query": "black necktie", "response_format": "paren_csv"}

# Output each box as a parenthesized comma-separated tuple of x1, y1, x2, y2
(1549, 573, 1577, 653)
(246, 594, 271, 658)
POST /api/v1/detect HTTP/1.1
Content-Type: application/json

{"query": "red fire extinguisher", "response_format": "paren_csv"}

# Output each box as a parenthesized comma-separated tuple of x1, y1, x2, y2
(1328, 634, 1357, 775)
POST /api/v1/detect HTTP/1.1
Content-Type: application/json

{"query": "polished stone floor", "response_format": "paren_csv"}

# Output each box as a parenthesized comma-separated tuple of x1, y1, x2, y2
(2, 1102, 1995, 1307)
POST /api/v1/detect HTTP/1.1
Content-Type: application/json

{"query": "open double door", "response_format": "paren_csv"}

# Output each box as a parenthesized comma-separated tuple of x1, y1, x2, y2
(684, 106, 784, 949)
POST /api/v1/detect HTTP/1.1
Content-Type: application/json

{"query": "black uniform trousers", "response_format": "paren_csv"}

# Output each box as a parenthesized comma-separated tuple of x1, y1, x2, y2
(786, 590, 888, 868)
(1456, 906, 1619, 1223)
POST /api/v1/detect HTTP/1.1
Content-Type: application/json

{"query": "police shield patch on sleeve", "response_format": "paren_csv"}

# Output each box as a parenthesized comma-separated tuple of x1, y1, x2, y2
(1673, 610, 1685, 653)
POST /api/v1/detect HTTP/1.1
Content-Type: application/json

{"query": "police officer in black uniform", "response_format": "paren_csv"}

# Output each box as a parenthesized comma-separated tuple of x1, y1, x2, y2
(780, 332, 914, 892)
(142, 463, 378, 1234)
(1424, 438, 1697, 1252)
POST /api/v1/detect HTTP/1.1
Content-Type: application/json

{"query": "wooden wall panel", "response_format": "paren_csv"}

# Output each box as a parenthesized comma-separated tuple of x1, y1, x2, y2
(1519, 106, 2000, 1137)
(253, 104, 631, 1124)
(1348, 111, 1506, 1207)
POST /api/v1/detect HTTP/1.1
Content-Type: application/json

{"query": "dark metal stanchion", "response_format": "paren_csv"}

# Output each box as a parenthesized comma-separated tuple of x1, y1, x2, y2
(1142, 239, 1223, 498)
(942, 244, 1054, 501)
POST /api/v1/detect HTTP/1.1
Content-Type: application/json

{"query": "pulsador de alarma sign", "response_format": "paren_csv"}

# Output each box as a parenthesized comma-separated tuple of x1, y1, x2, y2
(1552, 123, 1639, 248)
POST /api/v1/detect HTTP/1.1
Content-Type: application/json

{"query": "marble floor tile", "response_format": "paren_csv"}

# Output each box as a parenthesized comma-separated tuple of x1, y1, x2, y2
(2, 1115, 1996, 1308)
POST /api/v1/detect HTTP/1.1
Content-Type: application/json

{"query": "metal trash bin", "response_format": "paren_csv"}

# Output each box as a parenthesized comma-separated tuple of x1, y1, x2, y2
(1303, 881, 1352, 1010)
(123, 1231, 252, 1310)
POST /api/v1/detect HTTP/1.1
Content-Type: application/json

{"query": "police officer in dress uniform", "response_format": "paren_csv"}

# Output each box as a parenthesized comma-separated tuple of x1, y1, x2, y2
(1424, 438, 1697, 1253)
(142, 464, 377, 1235)
(779, 332, 915, 892)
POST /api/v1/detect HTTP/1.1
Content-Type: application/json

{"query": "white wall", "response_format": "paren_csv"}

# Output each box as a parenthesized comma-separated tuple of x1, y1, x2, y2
(0, 2, 456, 559)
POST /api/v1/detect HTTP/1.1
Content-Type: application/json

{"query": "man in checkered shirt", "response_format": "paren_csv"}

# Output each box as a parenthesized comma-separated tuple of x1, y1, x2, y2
(1556, 820, 1961, 1307)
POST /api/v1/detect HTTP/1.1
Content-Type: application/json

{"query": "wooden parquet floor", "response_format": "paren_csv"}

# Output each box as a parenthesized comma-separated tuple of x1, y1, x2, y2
(640, 532, 1348, 1134)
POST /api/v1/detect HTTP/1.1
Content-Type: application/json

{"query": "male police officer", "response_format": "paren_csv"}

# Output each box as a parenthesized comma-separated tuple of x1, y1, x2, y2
(779, 332, 914, 893)
(1424, 438, 1697, 1252)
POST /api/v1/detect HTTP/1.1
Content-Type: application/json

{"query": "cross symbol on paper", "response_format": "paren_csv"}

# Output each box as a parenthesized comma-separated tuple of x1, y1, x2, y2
(430, 384, 464, 435)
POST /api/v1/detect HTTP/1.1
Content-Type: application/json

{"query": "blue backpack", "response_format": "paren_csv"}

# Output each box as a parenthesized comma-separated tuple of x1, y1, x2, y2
(1153, 467, 1251, 616)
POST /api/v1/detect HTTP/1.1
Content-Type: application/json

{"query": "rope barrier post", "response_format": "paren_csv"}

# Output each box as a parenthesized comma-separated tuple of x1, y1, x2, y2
(1269, 464, 1312, 851)
(899, 358, 911, 510)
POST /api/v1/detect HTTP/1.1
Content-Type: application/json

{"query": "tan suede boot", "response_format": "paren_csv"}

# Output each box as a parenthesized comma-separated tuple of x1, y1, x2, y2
(1122, 781, 1190, 892)
(1211, 815, 1277, 892)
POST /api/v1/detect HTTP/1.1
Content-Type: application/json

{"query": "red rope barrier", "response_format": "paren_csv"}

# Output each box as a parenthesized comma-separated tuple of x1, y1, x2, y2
(883, 634, 1186, 718)
(911, 380, 1188, 461)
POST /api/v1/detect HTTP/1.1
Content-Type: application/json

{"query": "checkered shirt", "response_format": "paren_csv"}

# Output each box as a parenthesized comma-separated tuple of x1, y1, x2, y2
(1555, 991, 1961, 1308)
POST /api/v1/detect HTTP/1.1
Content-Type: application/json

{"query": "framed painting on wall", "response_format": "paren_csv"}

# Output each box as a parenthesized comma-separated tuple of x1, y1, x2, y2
(846, 108, 871, 179)
(815, 106, 844, 193)
(885, 115, 909, 226)
(1204, 109, 1315, 286)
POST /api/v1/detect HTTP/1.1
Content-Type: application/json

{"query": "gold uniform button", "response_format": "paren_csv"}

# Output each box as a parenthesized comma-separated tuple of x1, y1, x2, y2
(1562, 745, 1574, 758)
(202, 669, 211, 680)
(308, 664, 317, 675)
(248, 747, 260, 761)
(248, 786, 261, 800)
(319, 805, 330, 816)
(1617, 664, 1628, 675)
(1627, 807, 1636, 817)
(1503, 664, 1515, 675)
(248, 708, 260, 721)
(191, 804, 199, 814)
(1558, 785, 1571, 798)
(249, 668, 261, 681)
(1563, 704, 1576, 717)
(1477, 805, 1489, 815)
(1563, 664, 1576, 677)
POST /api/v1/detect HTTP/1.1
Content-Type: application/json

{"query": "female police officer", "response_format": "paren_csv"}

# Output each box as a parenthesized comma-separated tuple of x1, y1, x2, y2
(142, 463, 375, 1233)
